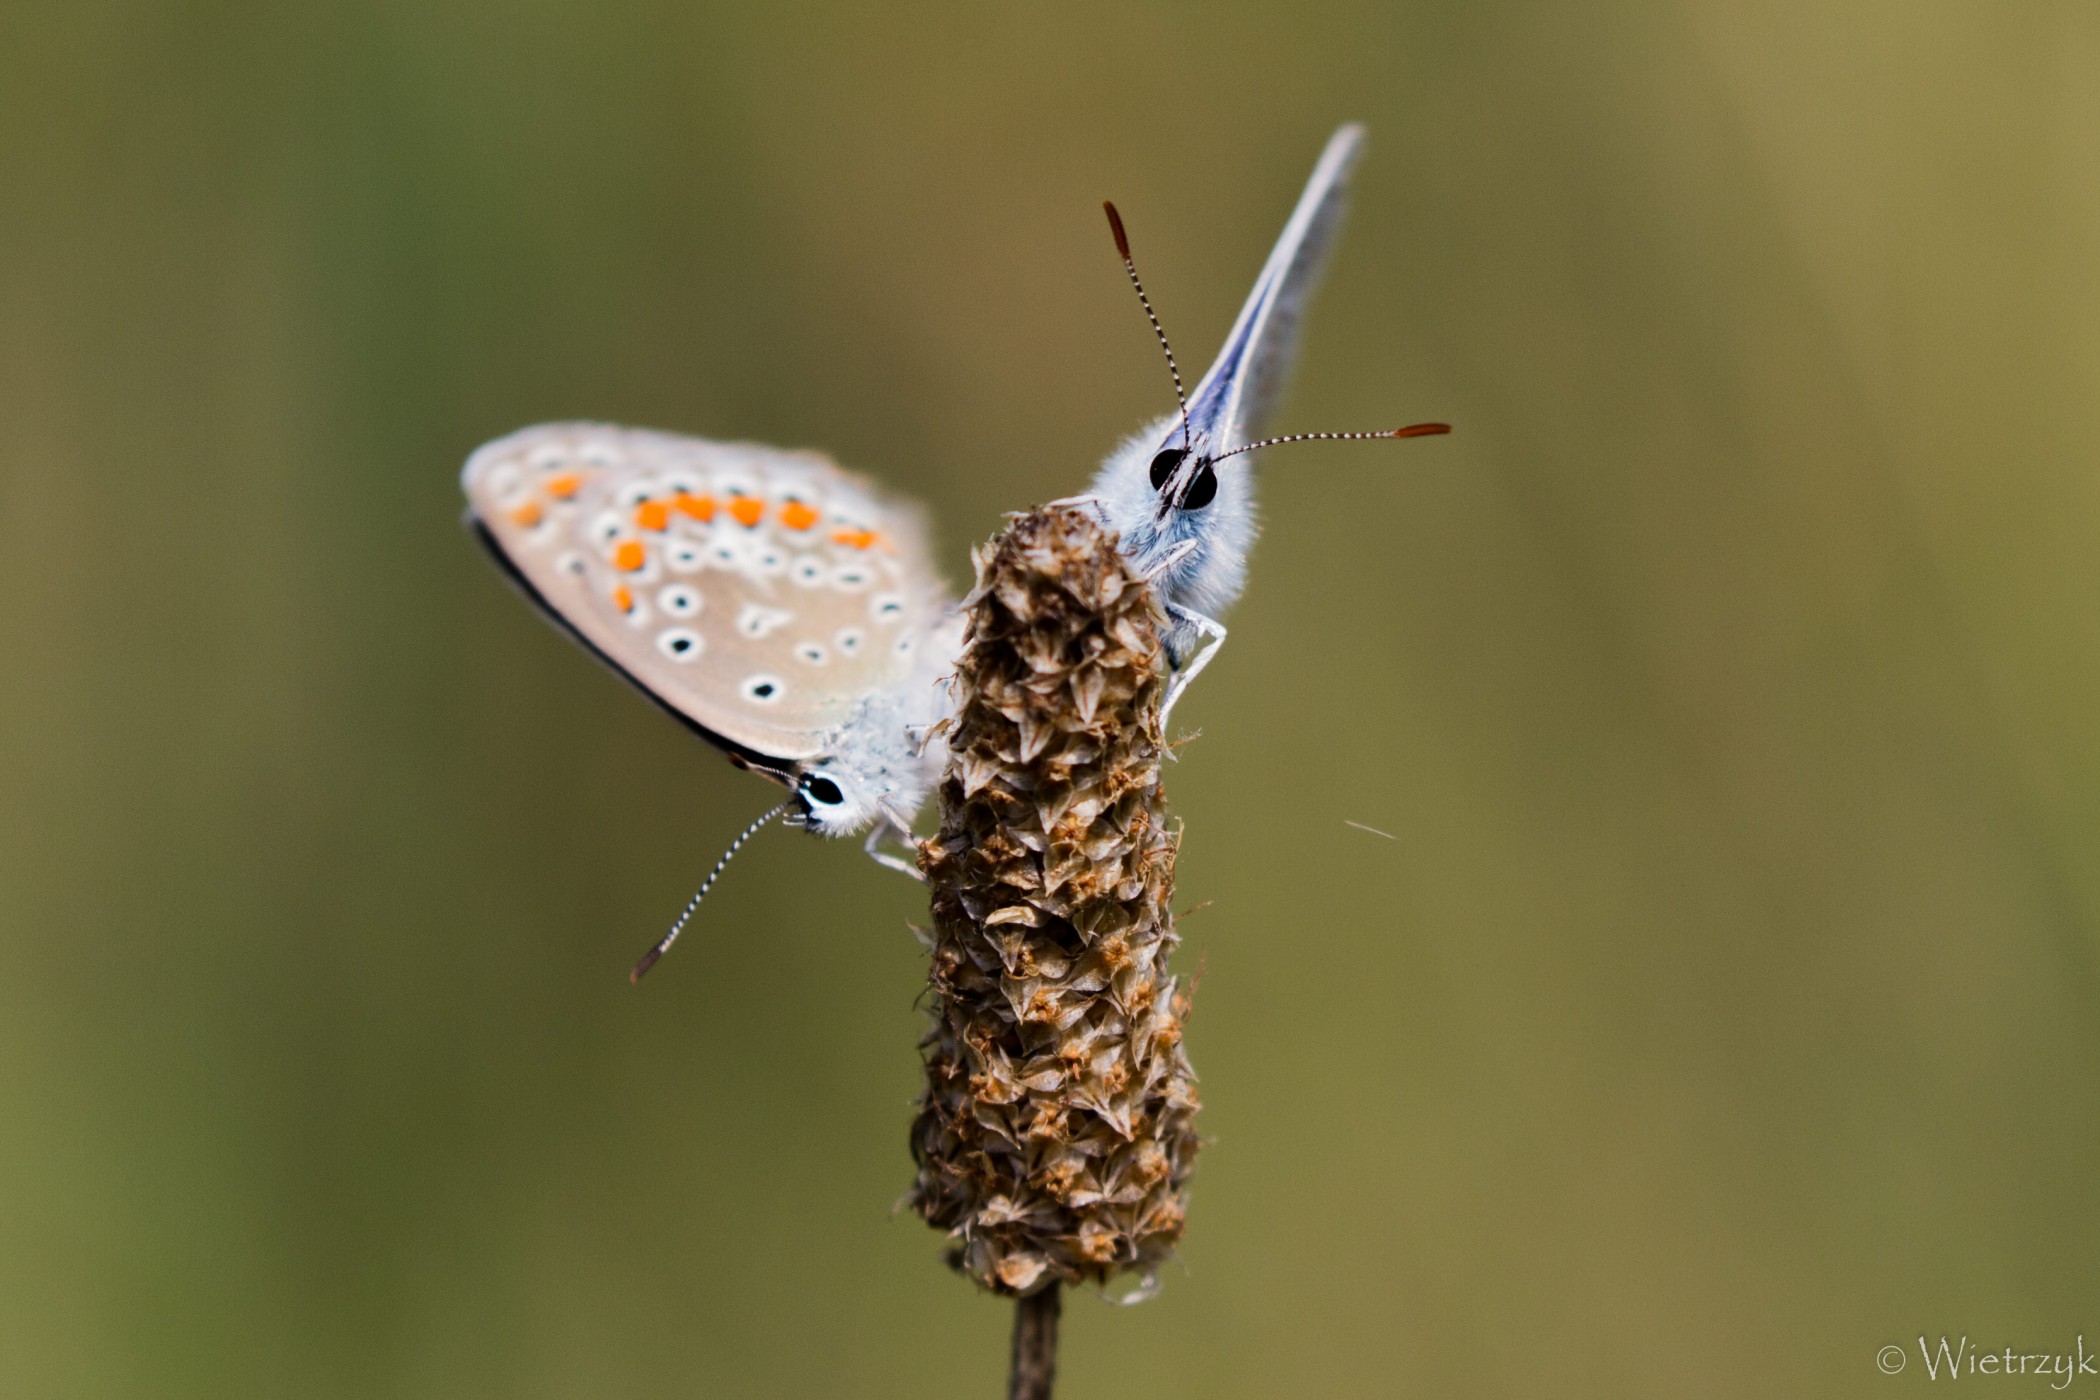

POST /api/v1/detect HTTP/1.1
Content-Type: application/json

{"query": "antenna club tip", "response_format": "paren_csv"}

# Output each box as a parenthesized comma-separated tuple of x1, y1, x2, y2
(1103, 201, 1131, 260)
(1393, 422, 1452, 437)
(630, 950, 661, 984)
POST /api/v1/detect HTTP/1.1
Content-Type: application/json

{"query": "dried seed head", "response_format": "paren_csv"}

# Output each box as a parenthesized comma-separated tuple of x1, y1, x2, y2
(909, 504, 1200, 1297)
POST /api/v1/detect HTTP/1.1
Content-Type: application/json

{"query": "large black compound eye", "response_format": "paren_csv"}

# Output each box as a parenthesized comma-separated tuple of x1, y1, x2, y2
(1179, 460, 1218, 510)
(802, 775, 845, 807)
(1148, 447, 1188, 491)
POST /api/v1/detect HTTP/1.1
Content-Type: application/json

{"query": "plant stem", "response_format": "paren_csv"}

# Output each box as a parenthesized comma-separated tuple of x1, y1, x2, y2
(1008, 1285, 1061, 1400)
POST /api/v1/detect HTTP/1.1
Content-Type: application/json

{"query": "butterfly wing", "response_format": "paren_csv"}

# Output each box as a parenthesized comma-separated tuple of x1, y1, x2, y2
(462, 422, 950, 765)
(1180, 122, 1364, 455)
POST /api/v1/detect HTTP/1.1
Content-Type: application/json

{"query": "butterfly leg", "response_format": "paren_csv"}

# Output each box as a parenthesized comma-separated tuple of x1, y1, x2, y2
(864, 810, 926, 880)
(1159, 604, 1227, 728)
(1139, 539, 1200, 583)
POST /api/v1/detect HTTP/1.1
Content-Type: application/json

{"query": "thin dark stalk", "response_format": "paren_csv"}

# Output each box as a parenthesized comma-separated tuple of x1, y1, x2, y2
(1009, 1286, 1061, 1400)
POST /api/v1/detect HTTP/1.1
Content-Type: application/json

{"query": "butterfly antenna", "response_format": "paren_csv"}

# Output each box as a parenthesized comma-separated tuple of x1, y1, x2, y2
(630, 801, 792, 983)
(1209, 423, 1451, 464)
(1103, 201, 1192, 449)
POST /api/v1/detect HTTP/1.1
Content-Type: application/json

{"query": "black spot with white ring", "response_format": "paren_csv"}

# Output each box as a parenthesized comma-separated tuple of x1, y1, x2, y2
(658, 628, 704, 662)
(657, 584, 702, 618)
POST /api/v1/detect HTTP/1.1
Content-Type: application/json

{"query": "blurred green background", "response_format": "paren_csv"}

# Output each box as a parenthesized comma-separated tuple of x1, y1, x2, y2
(6, 2, 2099, 1396)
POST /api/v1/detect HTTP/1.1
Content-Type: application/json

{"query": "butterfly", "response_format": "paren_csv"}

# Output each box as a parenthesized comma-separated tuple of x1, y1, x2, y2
(460, 123, 1444, 977)
(459, 426, 963, 959)
(1074, 122, 1448, 711)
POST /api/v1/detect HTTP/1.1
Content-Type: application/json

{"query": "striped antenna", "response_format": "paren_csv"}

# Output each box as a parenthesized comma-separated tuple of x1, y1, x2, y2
(1103, 201, 1192, 450)
(1209, 423, 1450, 464)
(630, 801, 792, 983)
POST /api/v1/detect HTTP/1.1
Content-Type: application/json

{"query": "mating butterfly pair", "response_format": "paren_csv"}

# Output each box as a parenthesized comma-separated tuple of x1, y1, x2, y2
(460, 124, 1447, 978)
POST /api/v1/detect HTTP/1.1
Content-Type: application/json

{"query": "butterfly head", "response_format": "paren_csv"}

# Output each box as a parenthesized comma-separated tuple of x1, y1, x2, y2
(790, 761, 930, 838)
(791, 763, 888, 837)
(1146, 443, 1221, 517)
(1087, 416, 1258, 624)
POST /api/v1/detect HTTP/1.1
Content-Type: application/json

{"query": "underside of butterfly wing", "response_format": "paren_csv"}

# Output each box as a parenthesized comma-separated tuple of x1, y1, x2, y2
(462, 422, 951, 765)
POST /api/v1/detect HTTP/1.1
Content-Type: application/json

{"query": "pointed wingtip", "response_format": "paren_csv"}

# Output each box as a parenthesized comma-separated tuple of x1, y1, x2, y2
(1326, 122, 1369, 165)
(1103, 201, 1131, 261)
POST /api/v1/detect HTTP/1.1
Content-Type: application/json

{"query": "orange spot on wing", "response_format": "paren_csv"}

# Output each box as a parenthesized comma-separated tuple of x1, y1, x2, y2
(674, 491, 716, 522)
(612, 540, 646, 572)
(507, 499, 544, 528)
(544, 472, 583, 500)
(728, 496, 765, 527)
(633, 500, 669, 532)
(831, 527, 877, 550)
(612, 584, 634, 613)
(779, 500, 819, 531)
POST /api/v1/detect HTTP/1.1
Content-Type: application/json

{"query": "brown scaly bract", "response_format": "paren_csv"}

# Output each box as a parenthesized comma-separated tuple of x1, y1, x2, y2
(910, 504, 1200, 1297)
